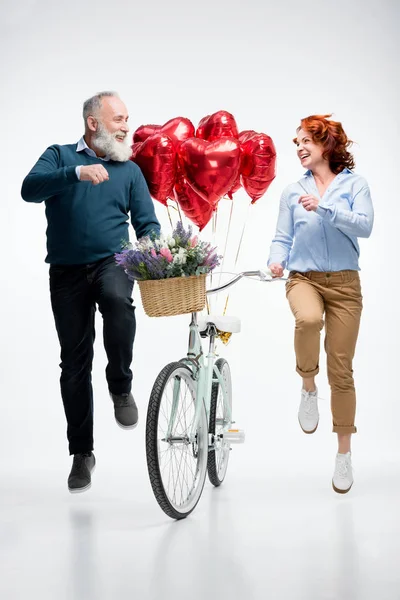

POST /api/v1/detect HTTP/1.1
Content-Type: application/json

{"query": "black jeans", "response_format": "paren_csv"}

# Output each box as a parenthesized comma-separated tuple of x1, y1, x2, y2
(49, 255, 135, 455)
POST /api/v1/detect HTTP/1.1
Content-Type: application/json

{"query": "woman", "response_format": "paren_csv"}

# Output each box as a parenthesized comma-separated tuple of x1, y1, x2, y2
(268, 114, 374, 494)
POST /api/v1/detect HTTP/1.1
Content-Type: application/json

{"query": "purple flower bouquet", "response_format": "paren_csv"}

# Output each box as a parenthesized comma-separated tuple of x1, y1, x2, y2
(115, 223, 221, 317)
(115, 222, 220, 281)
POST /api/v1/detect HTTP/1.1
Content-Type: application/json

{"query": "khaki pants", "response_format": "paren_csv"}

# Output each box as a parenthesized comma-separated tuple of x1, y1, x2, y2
(285, 271, 363, 434)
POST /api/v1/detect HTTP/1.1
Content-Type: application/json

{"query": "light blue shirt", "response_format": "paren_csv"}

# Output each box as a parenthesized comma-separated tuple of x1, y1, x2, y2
(268, 168, 374, 272)
(75, 137, 110, 180)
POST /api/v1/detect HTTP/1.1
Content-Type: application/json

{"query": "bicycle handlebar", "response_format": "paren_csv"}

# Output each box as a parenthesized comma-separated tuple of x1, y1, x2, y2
(206, 270, 288, 296)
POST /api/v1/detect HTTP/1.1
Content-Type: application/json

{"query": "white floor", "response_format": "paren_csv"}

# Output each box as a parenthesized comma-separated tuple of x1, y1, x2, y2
(1, 450, 399, 600)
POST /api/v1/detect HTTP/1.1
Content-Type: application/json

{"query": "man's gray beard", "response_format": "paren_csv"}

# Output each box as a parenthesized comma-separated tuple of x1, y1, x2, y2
(93, 123, 132, 162)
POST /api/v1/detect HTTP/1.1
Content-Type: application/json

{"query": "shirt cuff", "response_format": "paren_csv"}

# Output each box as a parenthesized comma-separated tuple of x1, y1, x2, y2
(75, 166, 82, 180)
(316, 205, 331, 218)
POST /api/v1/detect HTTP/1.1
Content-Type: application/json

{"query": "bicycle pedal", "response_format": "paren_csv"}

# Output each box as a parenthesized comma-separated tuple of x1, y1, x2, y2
(223, 429, 245, 444)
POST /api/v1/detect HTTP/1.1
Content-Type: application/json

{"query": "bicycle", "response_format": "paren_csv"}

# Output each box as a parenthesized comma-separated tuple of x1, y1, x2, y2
(145, 269, 284, 519)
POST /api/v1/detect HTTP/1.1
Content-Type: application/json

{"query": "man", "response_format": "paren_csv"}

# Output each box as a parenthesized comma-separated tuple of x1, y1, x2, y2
(21, 91, 161, 493)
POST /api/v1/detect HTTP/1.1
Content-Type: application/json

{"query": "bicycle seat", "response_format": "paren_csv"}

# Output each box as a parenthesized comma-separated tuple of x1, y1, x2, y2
(198, 315, 241, 334)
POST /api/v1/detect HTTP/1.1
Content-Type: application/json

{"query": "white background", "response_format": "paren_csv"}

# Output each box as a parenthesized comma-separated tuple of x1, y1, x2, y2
(1, 1, 399, 599)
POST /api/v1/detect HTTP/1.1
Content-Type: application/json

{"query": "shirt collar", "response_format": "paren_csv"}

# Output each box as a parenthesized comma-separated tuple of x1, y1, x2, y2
(304, 167, 352, 177)
(76, 137, 88, 153)
(76, 136, 110, 161)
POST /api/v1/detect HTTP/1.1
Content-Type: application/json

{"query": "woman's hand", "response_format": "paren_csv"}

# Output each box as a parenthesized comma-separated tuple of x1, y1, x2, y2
(269, 263, 284, 278)
(299, 194, 319, 212)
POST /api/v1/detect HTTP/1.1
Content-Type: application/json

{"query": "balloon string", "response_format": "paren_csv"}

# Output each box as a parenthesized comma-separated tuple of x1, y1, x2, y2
(218, 199, 234, 290)
(218, 198, 234, 312)
(222, 293, 230, 316)
(176, 200, 183, 224)
(224, 200, 251, 315)
(166, 205, 174, 230)
(208, 209, 218, 315)
(234, 201, 251, 264)
(212, 207, 218, 238)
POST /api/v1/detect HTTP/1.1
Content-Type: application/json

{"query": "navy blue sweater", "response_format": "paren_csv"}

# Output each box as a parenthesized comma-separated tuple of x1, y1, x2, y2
(21, 144, 161, 265)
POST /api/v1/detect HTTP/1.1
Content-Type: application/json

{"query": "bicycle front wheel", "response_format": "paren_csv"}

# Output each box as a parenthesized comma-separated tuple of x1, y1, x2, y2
(146, 362, 208, 520)
(208, 358, 232, 487)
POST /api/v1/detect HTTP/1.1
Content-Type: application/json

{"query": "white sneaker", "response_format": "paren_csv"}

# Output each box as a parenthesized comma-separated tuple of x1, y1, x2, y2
(298, 388, 319, 433)
(332, 452, 353, 494)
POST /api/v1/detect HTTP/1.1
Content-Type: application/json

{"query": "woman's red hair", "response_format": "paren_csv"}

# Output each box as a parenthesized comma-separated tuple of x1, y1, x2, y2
(294, 114, 355, 173)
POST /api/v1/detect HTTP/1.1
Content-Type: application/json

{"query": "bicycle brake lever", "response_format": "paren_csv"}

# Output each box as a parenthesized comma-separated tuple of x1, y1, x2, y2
(259, 269, 273, 281)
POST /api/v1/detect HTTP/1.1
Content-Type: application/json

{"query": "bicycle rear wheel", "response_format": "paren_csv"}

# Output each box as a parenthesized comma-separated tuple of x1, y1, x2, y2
(208, 358, 232, 487)
(146, 362, 208, 519)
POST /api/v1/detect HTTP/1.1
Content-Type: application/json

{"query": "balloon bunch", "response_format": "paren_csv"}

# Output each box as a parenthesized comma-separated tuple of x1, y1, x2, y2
(130, 111, 276, 231)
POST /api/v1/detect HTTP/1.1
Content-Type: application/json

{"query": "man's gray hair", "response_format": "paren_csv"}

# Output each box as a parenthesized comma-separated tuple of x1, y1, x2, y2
(83, 91, 119, 121)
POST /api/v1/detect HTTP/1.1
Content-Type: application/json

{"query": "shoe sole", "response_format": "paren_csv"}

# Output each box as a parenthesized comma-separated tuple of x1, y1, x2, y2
(115, 417, 139, 430)
(298, 417, 319, 434)
(68, 464, 96, 494)
(68, 482, 92, 494)
(332, 480, 353, 494)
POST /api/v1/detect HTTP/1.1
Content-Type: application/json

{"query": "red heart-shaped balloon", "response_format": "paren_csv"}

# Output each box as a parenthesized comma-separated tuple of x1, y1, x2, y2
(174, 174, 214, 231)
(196, 110, 239, 142)
(131, 133, 176, 205)
(240, 131, 277, 203)
(226, 130, 255, 198)
(177, 137, 241, 207)
(132, 124, 159, 144)
(227, 175, 241, 199)
(133, 117, 195, 147)
(239, 130, 257, 145)
(196, 111, 239, 142)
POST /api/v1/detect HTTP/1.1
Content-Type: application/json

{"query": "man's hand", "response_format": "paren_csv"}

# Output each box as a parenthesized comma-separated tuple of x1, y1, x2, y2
(269, 263, 284, 278)
(80, 164, 109, 185)
(299, 194, 319, 212)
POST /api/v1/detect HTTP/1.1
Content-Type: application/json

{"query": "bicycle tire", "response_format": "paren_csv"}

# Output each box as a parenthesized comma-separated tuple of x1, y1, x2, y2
(208, 358, 232, 487)
(146, 361, 208, 520)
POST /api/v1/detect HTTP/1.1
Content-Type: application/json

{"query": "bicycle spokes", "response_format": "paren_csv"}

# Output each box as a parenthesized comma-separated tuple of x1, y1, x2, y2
(146, 364, 208, 518)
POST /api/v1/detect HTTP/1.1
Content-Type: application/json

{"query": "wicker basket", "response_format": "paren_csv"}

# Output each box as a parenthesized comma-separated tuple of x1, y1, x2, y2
(138, 274, 207, 317)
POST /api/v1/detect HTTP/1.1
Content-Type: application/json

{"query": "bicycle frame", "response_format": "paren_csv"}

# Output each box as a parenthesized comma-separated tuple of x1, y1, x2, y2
(166, 312, 225, 443)
(166, 270, 286, 443)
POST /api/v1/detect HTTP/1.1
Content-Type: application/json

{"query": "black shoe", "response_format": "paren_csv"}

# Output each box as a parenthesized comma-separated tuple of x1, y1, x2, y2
(68, 452, 96, 493)
(110, 392, 139, 429)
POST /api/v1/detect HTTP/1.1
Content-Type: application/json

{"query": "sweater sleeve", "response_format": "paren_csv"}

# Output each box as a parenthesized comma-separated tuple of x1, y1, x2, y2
(129, 166, 161, 239)
(21, 145, 79, 203)
(267, 190, 294, 268)
(315, 183, 374, 238)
